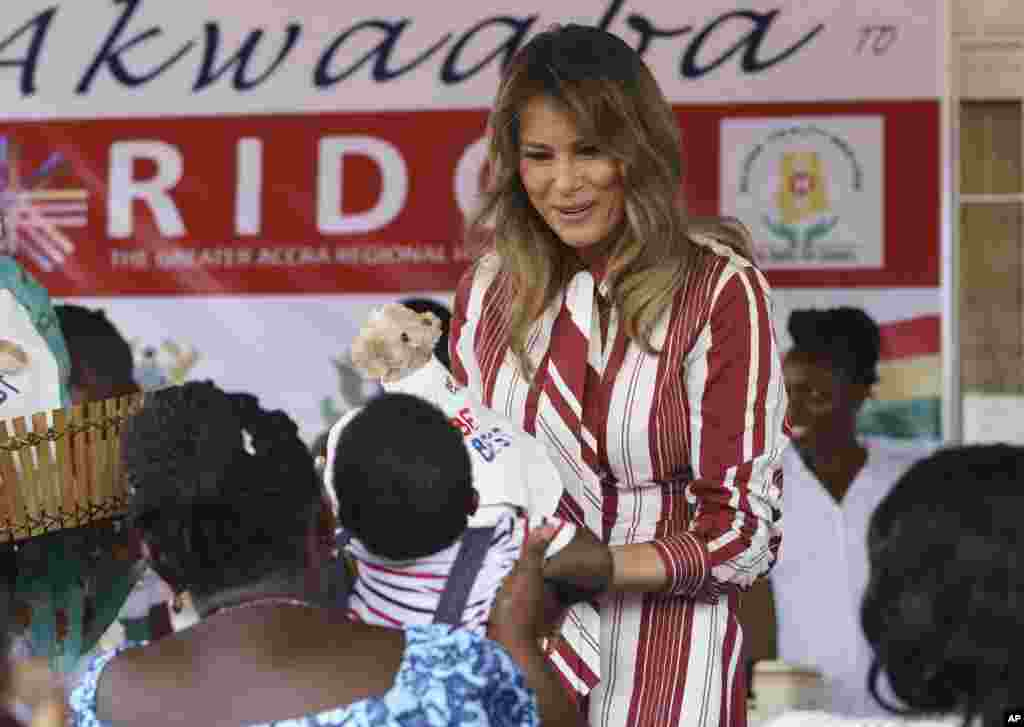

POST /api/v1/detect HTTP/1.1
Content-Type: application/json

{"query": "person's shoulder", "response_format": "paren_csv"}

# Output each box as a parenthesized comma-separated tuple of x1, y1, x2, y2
(399, 624, 533, 697)
(402, 623, 517, 671)
(779, 445, 813, 483)
(684, 231, 770, 303)
(402, 622, 502, 662)
(668, 234, 773, 350)
(68, 642, 147, 724)
(864, 436, 937, 474)
(689, 231, 756, 269)
(865, 435, 938, 454)
(352, 624, 535, 725)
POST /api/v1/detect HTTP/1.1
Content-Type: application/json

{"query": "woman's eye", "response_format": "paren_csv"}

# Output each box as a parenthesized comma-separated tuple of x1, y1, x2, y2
(578, 146, 601, 156)
(522, 151, 550, 161)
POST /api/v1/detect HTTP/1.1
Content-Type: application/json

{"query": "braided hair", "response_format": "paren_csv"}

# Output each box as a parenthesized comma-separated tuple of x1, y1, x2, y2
(788, 307, 881, 386)
(121, 382, 323, 598)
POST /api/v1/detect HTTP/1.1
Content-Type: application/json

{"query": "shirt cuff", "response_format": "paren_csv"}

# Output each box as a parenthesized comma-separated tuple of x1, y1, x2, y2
(651, 532, 710, 597)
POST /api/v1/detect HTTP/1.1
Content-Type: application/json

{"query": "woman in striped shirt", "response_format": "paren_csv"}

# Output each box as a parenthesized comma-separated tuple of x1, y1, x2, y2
(451, 24, 789, 727)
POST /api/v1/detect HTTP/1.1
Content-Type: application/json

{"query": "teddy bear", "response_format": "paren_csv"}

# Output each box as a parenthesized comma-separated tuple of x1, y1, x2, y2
(340, 302, 563, 518)
(348, 303, 441, 382)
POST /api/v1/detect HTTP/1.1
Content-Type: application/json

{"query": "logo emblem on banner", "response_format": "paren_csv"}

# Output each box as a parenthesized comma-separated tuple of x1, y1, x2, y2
(720, 117, 884, 269)
(770, 151, 837, 244)
(0, 137, 88, 273)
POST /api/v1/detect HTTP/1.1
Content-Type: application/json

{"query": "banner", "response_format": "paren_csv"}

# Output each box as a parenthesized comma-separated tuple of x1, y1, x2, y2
(772, 289, 941, 442)
(1, 0, 945, 442)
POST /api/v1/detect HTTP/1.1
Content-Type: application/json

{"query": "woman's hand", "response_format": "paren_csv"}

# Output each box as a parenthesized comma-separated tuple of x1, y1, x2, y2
(488, 522, 559, 644)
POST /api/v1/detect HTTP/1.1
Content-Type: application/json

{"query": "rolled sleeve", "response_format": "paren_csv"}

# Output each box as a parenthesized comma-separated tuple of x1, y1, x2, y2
(651, 531, 709, 597)
(663, 265, 787, 600)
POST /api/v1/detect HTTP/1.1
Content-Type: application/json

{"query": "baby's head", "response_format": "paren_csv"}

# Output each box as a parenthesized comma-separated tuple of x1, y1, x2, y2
(327, 392, 476, 560)
(349, 304, 442, 382)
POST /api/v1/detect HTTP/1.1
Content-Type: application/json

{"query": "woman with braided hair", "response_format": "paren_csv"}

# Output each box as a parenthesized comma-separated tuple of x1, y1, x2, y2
(68, 381, 585, 727)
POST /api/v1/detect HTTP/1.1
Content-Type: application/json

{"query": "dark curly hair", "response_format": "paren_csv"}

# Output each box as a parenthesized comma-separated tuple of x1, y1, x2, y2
(788, 307, 881, 386)
(330, 393, 473, 561)
(861, 444, 1024, 727)
(121, 382, 323, 598)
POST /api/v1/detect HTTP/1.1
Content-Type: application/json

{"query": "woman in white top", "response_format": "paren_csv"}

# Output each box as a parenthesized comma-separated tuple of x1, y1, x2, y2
(766, 444, 1024, 727)
(743, 308, 935, 715)
(743, 308, 929, 715)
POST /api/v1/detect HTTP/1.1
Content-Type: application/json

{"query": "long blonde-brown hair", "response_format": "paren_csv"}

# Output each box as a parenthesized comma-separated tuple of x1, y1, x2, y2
(465, 24, 753, 382)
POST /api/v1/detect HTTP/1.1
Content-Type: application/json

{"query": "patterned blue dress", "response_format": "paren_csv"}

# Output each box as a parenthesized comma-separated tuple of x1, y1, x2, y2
(69, 624, 539, 727)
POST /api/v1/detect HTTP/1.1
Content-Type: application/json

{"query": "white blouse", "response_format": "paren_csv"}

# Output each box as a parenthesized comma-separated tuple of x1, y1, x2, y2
(770, 437, 934, 716)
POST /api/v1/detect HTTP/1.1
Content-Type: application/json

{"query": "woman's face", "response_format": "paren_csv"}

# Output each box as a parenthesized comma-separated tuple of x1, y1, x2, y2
(783, 349, 865, 447)
(517, 95, 625, 258)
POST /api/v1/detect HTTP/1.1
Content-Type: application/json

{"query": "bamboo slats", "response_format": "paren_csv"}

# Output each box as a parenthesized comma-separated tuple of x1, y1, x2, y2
(0, 393, 144, 542)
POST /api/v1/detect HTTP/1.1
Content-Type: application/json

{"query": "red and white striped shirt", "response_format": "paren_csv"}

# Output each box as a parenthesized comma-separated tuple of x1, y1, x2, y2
(450, 236, 789, 727)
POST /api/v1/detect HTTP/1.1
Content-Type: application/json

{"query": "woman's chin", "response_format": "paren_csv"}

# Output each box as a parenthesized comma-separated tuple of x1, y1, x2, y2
(556, 233, 603, 250)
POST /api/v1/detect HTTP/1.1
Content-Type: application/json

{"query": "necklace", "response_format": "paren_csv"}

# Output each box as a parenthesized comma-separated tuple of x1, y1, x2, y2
(205, 596, 318, 619)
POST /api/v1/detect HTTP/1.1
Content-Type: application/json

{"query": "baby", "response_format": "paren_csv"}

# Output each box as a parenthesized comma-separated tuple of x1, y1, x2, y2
(324, 303, 610, 632)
